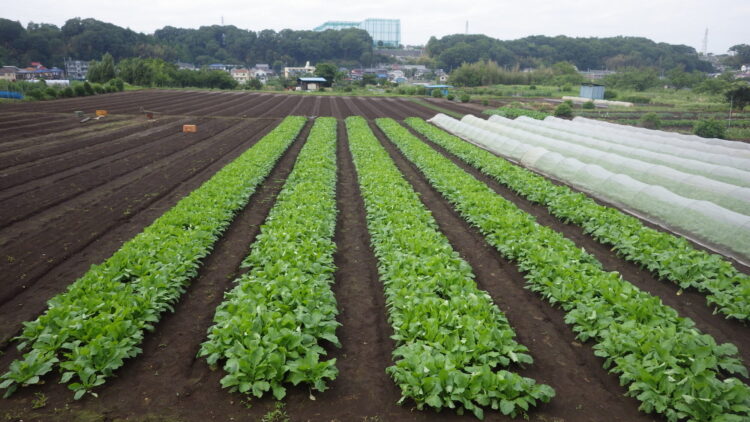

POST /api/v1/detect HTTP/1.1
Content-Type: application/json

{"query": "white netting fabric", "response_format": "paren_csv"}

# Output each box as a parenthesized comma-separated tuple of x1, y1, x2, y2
(427, 113, 750, 265)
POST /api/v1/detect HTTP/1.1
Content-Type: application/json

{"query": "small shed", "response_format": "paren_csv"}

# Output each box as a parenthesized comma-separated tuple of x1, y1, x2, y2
(425, 84, 453, 96)
(297, 77, 327, 91)
(580, 83, 605, 100)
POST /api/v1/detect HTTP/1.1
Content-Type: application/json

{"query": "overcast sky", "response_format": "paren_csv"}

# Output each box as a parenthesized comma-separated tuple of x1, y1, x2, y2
(4, 0, 749, 54)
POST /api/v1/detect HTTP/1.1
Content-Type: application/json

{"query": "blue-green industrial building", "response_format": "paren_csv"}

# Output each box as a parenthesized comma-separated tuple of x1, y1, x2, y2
(314, 19, 400, 47)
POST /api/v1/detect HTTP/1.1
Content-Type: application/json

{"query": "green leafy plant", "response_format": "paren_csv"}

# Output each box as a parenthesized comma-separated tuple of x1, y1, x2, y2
(554, 103, 573, 118)
(199, 117, 340, 400)
(693, 118, 726, 139)
(0, 116, 307, 400)
(483, 106, 550, 120)
(346, 116, 554, 419)
(382, 118, 750, 422)
(639, 112, 662, 129)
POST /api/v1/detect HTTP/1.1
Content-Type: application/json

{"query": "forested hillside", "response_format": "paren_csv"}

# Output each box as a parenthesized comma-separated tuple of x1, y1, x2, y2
(0, 17, 374, 69)
(426, 34, 713, 71)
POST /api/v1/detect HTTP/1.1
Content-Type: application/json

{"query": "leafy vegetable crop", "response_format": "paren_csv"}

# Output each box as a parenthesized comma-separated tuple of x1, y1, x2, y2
(377, 117, 750, 422)
(404, 117, 750, 322)
(345, 116, 554, 419)
(198, 117, 341, 400)
(0, 116, 307, 400)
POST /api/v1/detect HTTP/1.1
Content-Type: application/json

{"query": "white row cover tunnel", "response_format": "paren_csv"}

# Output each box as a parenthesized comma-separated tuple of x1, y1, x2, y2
(572, 116, 750, 155)
(428, 113, 750, 265)
(465, 115, 750, 216)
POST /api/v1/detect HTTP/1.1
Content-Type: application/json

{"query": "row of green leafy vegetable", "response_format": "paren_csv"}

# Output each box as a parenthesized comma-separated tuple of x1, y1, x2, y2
(376, 117, 750, 422)
(0, 116, 308, 399)
(345, 116, 554, 419)
(199, 117, 341, 399)
(405, 117, 750, 322)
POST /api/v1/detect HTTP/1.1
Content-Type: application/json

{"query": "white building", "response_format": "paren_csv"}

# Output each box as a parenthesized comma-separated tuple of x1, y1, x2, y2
(284, 61, 315, 79)
(230, 68, 250, 84)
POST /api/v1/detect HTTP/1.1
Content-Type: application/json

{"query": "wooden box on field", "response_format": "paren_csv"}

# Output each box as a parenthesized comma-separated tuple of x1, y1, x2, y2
(182, 124, 197, 133)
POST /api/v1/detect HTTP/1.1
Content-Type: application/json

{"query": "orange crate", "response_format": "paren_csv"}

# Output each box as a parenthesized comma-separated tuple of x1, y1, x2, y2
(95, 110, 108, 116)
(182, 124, 197, 133)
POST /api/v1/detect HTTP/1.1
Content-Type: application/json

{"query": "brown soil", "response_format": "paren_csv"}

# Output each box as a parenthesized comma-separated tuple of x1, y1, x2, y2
(0, 90, 746, 422)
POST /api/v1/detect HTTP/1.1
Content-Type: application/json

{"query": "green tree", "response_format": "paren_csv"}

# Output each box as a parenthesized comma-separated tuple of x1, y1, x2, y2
(725, 82, 750, 111)
(100, 52, 116, 81)
(554, 103, 573, 118)
(693, 119, 726, 139)
(314, 62, 339, 86)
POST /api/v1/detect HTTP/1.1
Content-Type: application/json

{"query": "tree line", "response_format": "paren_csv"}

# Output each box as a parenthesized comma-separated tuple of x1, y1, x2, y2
(0, 17, 375, 69)
(426, 34, 716, 72)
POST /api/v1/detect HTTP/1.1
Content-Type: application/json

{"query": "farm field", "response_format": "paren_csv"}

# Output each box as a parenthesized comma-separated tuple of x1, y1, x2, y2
(0, 90, 748, 422)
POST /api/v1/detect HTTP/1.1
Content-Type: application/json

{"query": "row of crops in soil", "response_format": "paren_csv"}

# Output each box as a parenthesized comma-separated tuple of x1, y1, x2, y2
(0, 91, 748, 421)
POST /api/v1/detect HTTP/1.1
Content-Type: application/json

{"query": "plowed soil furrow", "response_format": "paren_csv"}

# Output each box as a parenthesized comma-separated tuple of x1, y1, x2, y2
(0, 118, 138, 156)
(0, 119, 277, 342)
(383, 98, 434, 119)
(370, 121, 657, 422)
(311, 95, 322, 116)
(0, 118, 221, 228)
(285, 94, 311, 116)
(264, 94, 304, 118)
(243, 94, 284, 116)
(0, 114, 69, 131)
(317, 96, 333, 116)
(353, 97, 387, 119)
(403, 124, 750, 371)
(102, 91, 211, 115)
(0, 120, 317, 422)
(330, 96, 344, 118)
(201, 92, 256, 116)
(0, 118, 177, 179)
(340, 96, 365, 117)
(152, 92, 240, 116)
(0, 117, 101, 138)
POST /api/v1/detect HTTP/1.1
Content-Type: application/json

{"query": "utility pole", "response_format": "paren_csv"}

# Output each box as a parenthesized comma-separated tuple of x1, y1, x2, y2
(465, 21, 468, 35)
(702, 28, 708, 56)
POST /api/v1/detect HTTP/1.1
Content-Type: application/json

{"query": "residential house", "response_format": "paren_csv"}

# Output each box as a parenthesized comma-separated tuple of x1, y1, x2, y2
(230, 68, 250, 84)
(284, 61, 315, 78)
(64, 58, 88, 80)
(0, 66, 19, 81)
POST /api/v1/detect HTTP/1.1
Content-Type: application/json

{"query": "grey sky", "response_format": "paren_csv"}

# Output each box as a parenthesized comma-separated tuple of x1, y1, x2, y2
(4, 0, 749, 54)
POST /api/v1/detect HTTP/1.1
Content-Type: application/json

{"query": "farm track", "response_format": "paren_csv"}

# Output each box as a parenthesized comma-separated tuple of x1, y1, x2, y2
(0, 116, 277, 346)
(1, 90, 745, 421)
(370, 122, 656, 422)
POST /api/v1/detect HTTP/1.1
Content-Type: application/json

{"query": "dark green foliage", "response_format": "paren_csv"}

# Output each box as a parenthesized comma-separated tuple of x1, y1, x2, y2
(725, 82, 750, 110)
(92, 83, 105, 94)
(554, 102, 573, 118)
(603, 68, 660, 91)
(484, 106, 550, 120)
(44, 87, 58, 99)
(109, 77, 124, 91)
(0, 18, 374, 69)
(245, 78, 263, 90)
(603, 89, 617, 99)
(459, 94, 470, 103)
(639, 112, 662, 129)
(431, 89, 443, 98)
(72, 82, 86, 96)
(314, 63, 340, 86)
(61, 86, 74, 97)
(620, 95, 651, 104)
(83, 81, 94, 95)
(582, 101, 595, 109)
(427, 34, 713, 73)
(693, 119, 726, 139)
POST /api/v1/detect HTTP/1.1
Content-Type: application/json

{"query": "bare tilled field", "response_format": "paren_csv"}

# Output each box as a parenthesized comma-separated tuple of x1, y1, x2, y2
(0, 90, 748, 422)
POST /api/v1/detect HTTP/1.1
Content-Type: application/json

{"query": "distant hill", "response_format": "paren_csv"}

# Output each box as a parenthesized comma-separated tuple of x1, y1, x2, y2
(0, 17, 714, 73)
(0, 17, 374, 69)
(426, 34, 714, 72)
